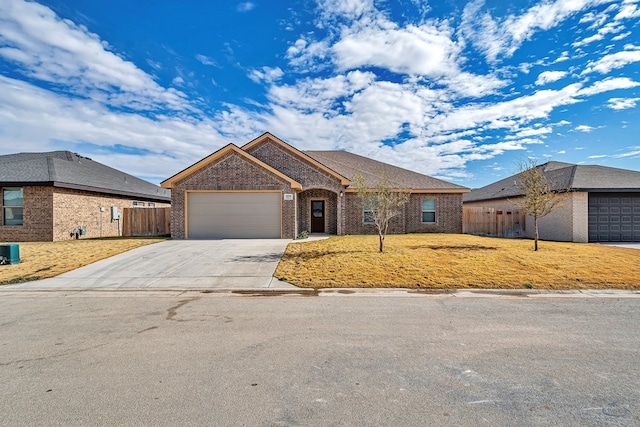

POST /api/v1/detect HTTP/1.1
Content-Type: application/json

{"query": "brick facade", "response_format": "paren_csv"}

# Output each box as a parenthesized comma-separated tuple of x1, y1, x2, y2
(165, 135, 465, 239)
(344, 192, 464, 235)
(170, 151, 297, 239)
(298, 189, 339, 235)
(0, 185, 169, 242)
(247, 139, 344, 193)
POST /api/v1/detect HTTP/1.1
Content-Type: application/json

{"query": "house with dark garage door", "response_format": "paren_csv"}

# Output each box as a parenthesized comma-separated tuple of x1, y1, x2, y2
(463, 161, 640, 242)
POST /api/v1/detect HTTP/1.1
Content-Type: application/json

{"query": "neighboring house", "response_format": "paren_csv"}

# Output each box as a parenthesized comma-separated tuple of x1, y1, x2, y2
(0, 151, 171, 242)
(161, 132, 469, 239)
(463, 161, 640, 243)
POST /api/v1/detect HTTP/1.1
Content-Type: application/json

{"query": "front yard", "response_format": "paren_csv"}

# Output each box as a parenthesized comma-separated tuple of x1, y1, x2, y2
(0, 237, 167, 285)
(275, 234, 640, 289)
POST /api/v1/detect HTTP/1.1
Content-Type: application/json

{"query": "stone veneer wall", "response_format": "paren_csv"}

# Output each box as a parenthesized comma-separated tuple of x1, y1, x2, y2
(0, 185, 169, 242)
(170, 151, 297, 239)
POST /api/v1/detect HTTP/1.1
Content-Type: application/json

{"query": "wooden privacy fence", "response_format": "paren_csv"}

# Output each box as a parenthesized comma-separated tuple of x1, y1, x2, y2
(122, 207, 171, 237)
(463, 207, 526, 238)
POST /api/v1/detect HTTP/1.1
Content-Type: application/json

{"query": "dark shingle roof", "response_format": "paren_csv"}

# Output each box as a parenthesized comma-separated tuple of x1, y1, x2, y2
(0, 151, 170, 202)
(305, 150, 468, 191)
(464, 161, 640, 202)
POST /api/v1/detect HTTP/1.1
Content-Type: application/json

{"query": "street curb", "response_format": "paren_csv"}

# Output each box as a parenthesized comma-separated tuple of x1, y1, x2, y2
(1, 287, 639, 298)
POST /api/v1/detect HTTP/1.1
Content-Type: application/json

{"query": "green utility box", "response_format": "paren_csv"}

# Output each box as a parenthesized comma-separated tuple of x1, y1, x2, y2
(0, 244, 20, 265)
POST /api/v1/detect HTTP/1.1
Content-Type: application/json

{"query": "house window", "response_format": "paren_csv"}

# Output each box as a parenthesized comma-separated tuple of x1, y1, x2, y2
(132, 201, 144, 207)
(421, 199, 436, 223)
(3, 187, 24, 226)
(147, 202, 155, 207)
(363, 200, 377, 224)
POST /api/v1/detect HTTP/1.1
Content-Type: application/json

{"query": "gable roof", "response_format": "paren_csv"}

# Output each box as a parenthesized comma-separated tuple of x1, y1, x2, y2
(160, 143, 303, 190)
(305, 150, 469, 192)
(242, 132, 351, 186)
(0, 151, 171, 202)
(464, 161, 640, 202)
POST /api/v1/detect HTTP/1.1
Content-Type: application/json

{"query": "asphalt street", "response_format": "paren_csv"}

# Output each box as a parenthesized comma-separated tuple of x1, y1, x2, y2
(1, 292, 638, 426)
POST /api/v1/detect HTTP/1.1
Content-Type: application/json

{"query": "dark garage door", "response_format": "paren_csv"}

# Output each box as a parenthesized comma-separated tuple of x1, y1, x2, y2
(588, 193, 640, 242)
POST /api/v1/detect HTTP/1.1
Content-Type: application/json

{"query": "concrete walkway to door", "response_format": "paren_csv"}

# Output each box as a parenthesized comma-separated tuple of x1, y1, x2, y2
(3, 240, 299, 291)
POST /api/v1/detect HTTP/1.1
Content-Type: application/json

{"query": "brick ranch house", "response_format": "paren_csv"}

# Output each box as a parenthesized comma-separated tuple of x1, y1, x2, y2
(0, 151, 171, 242)
(464, 161, 640, 243)
(161, 132, 469, 239)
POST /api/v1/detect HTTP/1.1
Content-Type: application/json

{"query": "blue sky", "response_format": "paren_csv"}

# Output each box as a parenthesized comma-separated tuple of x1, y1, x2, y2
(0, 0, 639, 188)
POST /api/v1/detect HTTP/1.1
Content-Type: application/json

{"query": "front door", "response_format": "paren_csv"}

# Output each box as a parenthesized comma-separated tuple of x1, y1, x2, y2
(310, 200, 325, 233)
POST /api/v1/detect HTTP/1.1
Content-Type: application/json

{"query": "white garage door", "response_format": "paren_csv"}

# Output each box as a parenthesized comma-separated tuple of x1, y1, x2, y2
(187, 192, 281, 239)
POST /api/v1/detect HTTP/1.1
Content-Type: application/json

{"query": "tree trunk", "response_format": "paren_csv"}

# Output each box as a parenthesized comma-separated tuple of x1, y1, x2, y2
(379, 233, 385, 253)
(534, 215, 539, 251)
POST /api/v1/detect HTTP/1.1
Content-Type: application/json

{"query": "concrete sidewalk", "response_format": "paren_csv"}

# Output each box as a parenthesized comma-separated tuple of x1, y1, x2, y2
(2, 239, 299, 291)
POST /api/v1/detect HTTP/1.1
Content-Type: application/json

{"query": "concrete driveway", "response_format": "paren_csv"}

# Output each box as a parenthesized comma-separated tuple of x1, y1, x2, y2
(5, 240, 298, 291)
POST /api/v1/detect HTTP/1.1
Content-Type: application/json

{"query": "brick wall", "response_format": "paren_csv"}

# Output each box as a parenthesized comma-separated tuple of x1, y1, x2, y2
(247, 138, 346, 236)
(298, 189, 338, 234)
(406, 193, 463, 233)
(343, 192, 463, 235)
(0, 186, 53, 242)
(0, 185, 169, 242)
(247, 139, 344, 193)
(171, 151, 297, 239)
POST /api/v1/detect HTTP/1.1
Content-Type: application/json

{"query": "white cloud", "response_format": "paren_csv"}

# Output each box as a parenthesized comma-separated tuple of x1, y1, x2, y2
(612, 31, 632, 41)
(0, 76, 224, 182)
(582, 45, 640, 74)
(535, 70, 567, 85)
(195, 54, 217, 66)
(1, 0, 639, 185)
(236, 2, 255, 13)
(248, 66, 284, 84)
(461, 0, 612, 62)
(507, 126, 554, 139)
(573, 21, 625, 47)
(613, 148, 640, 158)
(429, 83, 582, 135)
(332, 22, 461, 77)
(575, 124, 595, 132)
(588, 154, 608, 158)
(578, 77, 640, 96)
(614, 3, 640, 20)
(607, 97, 640, 110)
(0, 0, 189, 113)
(554, 51, 571, 63)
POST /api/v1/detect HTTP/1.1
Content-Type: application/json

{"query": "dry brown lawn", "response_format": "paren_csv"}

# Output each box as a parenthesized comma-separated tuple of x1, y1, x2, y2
(0, 237, 167, 285)
(275, 234, 640, 289)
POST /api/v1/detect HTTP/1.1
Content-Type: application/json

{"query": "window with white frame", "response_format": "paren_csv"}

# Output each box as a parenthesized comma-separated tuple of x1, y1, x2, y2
(421, 199, 436, 223)
(3, 187, 24, 226)
(363, 200, 377, 224)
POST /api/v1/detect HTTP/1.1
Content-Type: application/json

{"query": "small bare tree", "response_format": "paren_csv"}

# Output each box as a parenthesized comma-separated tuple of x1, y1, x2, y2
(352, 174, 410, 253)
(512, 159, 567, 251)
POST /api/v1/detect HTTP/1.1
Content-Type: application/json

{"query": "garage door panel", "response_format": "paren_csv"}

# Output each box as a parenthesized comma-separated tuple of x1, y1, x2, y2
(187, 192, 281, 239)
(589, 193, 640, 242)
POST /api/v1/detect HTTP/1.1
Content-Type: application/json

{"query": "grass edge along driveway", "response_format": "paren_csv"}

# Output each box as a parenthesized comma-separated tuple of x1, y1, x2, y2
(275, 234, 640, 289)
(0, 237, 167, 285)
